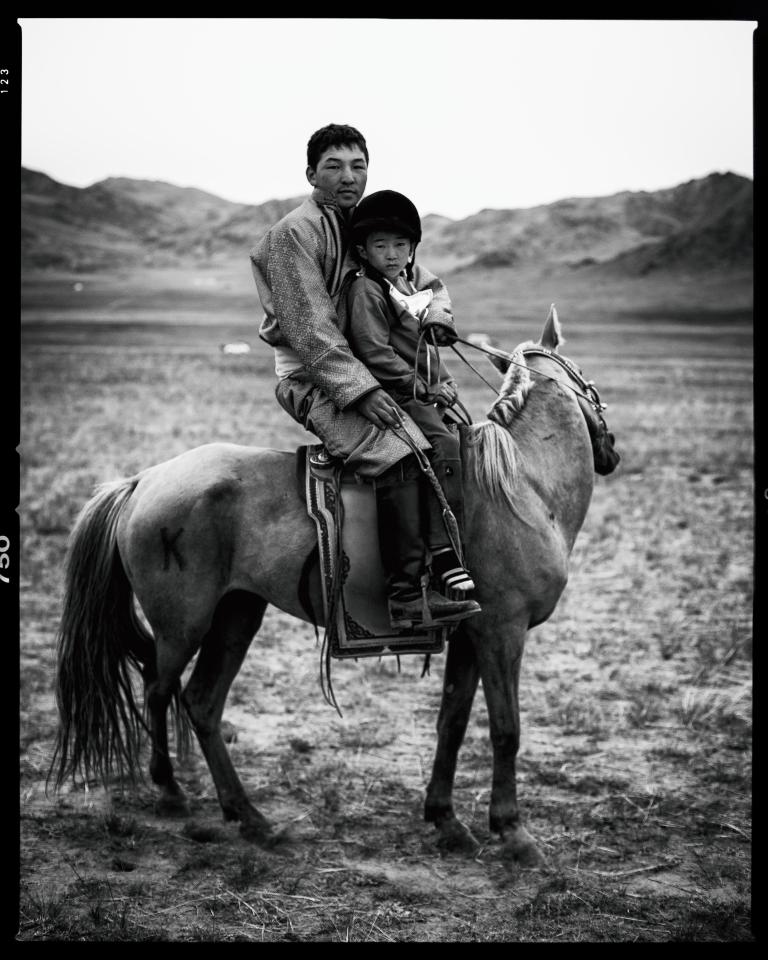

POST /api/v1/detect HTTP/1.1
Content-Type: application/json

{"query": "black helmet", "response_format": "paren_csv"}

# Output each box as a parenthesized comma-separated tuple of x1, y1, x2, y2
(349, 190, 422, 246)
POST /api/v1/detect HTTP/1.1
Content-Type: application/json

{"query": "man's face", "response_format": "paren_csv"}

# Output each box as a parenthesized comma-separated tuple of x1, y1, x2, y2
(306, 144, 368, 211)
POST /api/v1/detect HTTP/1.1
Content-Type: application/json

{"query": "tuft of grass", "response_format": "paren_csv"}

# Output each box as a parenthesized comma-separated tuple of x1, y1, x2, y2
(18, 886, 67, 937)
(677, 685, 751, 734)
(224, 852, 275, 891)
(667, 898, 753, 942)
(182, 821, 228, 844)
(103, 813, 139, 838)
(553, 697, 609, 738)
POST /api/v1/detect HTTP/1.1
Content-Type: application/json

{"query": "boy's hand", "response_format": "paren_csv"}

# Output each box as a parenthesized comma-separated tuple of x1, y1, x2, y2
(435, 382, 458, 407)
(414, 380, 431, 401)
(422, 319, 458, 346)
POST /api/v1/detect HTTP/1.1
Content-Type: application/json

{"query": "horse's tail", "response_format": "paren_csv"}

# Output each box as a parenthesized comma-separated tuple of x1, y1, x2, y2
(49, 475, 154, 791)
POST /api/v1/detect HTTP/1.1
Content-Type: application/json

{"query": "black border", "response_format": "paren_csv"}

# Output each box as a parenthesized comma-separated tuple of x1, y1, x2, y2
(4, 14, 21, 947)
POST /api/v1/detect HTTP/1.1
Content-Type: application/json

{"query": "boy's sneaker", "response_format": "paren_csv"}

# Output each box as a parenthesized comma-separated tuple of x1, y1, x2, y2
(432, 547, 476, 594)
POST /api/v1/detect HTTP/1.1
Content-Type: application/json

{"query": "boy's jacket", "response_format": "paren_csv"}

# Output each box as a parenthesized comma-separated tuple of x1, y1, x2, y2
(347, 271, 457, 402)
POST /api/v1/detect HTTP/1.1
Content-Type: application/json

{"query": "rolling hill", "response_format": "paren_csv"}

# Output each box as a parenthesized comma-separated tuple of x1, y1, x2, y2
(21, 167, 752, 277)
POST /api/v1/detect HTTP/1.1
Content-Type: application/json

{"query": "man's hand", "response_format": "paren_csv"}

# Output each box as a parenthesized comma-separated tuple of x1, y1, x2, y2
(354, 388, 405, 430)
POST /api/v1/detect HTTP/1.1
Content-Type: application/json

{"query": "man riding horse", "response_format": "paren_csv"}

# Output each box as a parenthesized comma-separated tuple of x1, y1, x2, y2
(249, 124, 480, 631)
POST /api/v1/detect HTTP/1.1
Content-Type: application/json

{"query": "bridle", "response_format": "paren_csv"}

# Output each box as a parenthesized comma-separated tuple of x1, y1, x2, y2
(452, 337, 606, 410)
(447, 336, 610, 430)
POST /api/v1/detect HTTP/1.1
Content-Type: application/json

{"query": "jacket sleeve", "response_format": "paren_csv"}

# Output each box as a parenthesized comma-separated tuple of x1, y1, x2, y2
(251, 219, 380, 410)
(411, 263, 456, 334)
(348, 280, 420, 397)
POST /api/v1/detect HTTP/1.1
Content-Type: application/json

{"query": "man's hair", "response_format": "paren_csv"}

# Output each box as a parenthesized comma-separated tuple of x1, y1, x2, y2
(307, 124, 368, 170)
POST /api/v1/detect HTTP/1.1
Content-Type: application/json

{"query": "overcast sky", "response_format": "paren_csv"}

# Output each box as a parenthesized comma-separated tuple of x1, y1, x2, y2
(19, 17, 755, 220)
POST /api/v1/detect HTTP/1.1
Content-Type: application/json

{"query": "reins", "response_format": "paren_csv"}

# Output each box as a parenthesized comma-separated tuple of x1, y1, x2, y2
(410, 306, 608, 419)
(409, 322, 612, 450)
(450, 336, 608, 416)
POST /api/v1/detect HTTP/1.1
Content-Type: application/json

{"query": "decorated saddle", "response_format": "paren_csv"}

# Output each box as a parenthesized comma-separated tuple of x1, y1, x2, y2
(300, 445, 448, 661)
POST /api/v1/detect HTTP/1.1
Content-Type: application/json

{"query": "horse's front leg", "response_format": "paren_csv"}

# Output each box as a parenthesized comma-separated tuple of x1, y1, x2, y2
(425, 625, 482, 853)
(474, 622, 544, 867)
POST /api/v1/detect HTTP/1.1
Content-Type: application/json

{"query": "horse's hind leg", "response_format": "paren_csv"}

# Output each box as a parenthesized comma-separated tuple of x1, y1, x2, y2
(146, 631, 201, 816)
(425, 627, 482, 853)
(182, 590, 273, 843)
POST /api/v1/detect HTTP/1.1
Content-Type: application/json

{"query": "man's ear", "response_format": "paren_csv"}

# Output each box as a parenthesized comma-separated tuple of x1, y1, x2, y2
(306, 166, 317, 187)
(356, 244, 368, 262)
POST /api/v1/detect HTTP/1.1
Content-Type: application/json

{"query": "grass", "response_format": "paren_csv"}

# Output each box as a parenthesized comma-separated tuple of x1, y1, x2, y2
(18, 264, 753, 941)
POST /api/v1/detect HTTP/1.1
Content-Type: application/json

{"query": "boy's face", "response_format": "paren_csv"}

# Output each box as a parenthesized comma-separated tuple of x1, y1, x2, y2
(306, 144, 368, 210)
(358, 230, 414, 282)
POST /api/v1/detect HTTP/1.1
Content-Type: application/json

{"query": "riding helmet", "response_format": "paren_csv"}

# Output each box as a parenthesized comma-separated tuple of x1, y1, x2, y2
(349, 190, 422, 246)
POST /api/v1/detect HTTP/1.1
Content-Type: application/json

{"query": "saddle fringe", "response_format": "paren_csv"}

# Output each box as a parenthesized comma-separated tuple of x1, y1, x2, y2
(319, 466, 345, 717)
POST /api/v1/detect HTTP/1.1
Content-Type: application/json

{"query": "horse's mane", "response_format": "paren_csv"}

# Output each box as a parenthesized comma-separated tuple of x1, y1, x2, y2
(462, 344, 534, 511)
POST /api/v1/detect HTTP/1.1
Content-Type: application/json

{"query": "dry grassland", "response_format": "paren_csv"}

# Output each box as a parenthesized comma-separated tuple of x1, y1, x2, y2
(17, 265, 753, 941)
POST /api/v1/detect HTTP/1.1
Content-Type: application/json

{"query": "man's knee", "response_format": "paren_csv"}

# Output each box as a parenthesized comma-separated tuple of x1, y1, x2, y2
(275, 377, 315, 425)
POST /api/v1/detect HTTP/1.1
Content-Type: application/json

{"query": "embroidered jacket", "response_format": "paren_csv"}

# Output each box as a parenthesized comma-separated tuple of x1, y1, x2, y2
(250, 188, 456, 411)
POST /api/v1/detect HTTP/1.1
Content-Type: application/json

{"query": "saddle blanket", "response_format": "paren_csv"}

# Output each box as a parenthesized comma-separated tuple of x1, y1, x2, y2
(302, 445, 447, 660)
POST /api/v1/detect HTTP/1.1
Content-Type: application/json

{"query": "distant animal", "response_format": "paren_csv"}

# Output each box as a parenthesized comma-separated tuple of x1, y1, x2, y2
(50, 310, 619, 865)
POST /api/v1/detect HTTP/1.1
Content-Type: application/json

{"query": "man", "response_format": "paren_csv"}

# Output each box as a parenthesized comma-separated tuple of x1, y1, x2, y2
(250, 124, 480, 629)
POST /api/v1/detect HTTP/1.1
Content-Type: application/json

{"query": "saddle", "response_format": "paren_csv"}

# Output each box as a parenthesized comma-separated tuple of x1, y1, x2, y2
(299, 444, 448, 661)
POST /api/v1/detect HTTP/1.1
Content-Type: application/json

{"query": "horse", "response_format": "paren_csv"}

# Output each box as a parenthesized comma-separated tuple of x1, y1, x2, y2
(49, 308, 619, 866)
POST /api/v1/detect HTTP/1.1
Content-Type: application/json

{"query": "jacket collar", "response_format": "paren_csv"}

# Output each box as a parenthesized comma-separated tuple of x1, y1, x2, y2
(311, 187, 342, 212)
(311, 187, 363, 224)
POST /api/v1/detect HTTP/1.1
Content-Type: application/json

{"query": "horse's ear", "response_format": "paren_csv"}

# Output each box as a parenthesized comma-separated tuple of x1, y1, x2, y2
(539, 304, 565, 351)
(467, 333, 510, 374)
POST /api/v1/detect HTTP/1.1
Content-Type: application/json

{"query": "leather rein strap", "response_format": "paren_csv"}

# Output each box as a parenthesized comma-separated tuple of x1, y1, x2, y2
(449, 336, 609, 429)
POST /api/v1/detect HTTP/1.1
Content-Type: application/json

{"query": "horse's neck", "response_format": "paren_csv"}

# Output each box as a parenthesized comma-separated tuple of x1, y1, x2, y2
(510, 379, 595, 536)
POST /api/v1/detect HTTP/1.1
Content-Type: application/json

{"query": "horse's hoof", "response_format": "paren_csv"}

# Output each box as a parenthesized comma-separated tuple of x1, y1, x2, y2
(435, 816, 481, 855)
(500, 826, 546, 868)
(239, 817, 288, 849)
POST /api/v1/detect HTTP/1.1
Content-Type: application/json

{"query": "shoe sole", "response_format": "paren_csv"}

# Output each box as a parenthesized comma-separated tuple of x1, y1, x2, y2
(390, 606, 481, 630)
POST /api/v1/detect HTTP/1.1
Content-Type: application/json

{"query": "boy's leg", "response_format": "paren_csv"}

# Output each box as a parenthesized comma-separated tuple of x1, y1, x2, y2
(374, 456, 480, 629)
(400, 401, 476, 594)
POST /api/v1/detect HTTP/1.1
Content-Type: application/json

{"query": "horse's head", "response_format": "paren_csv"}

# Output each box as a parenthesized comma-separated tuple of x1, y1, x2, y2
(477, 307, 620, 477)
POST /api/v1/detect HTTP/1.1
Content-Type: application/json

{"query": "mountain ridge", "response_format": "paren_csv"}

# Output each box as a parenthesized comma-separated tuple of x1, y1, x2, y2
(21, 167, 752, 277)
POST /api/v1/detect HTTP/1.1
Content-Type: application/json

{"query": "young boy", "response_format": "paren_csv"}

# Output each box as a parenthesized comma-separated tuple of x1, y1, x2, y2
(347, 190, 477, 599)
